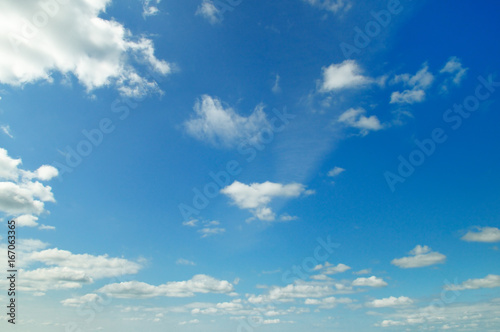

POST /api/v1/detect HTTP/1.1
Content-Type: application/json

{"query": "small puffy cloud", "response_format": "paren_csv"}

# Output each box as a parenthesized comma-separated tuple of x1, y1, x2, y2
(247, 281, 336, 304)
(313, 262, 351, 275)
(98, 274, 235, 298)
(366, 296, 414, 308)
(338, 108, 383, 134)
(445, 274, 500, 291)
(390, 64, 434, 104)
(352, 276, 387, 288)
(440, 56, 468, 85)
(61, 293, 104, 307)
(0, 148, 58, 219)
(320, 60, 373, 92)
(176, 258, 196, 266)
(184, 95, 270, 148)
(305, 296, 353, 309)
(20, 266, 93, 292)
(179, 319, 200, 325)
(391, 245, 446, 268)
(0, 0, 172, 96)
(304, 0, 351, 13)
(327, 167, 345, 178)
(196, 0, 221, 24)
(221, 181, 311, 221)
(16, 214, 39, 227)
(461, 226, 500, 243)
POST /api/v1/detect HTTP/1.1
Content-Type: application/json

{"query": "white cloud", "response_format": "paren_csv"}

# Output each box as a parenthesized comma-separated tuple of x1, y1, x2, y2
(98, 274, 235, 298)
(390, 64, 434, 104)
(461, 226, 500, 243)
(248, 281, 336, 304)
(184, 95, 271, 148)
(25, 248, 142, 279)
(338, 108, 384, 134)
(198, 227, 226, 238)
(320, 60, 373, 92)
(327, 167, 345, 177)
(367, 296, 414, 308)
(0, 0, 172, 96)
(179, 319, 200, 325)
(352, 276, 387, 287)
(391, 245, 446, 268)
(304, 0, 351, 13)
(61, 293, 104, 307)
(1, 125, 13, 138)
(19, 266, 93, 292)
(305, 296, 353, 309)
(196, 0, 221, 24)
(440, 56, 467, 85)
(313, 262, 351, 275)
(0, 148, 58, 219)
(221, 181, 311, 221)
(445, 275, 500, 291)
(272, 74, 281, 94)
(182, 219, 198, 227)
(16, 214, 40, 227)
(176, 258, 196, 266)
(142, 0, 160, 17)
(353, 269, 371, 275)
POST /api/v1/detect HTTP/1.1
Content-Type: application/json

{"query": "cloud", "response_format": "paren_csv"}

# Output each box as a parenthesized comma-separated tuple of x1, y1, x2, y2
(327, 167, 345, 178)
(184, 95, 271, 148)
(461, 226, 500, 243)
(142, 0, 160, 17)
(61, 293, 105, 307)
(98, 274, 235, 298)
(176, 258, 196, 266)
(0, 148, 58, 219)
(196, 0, 221, 24)
(352, 276, 387, 287)
(305, 296, 353, 309)
(221, 181, 312, 221)
(367, 296, 414, 308)
(25, 248, 142, 279)
(445, 274, 500, 291)
(247, 281, 336, 304)
(0, 0, 172, 96)
(440, 56, 468, 85)
(272, 74, 281, 94)
(313, 262, 351, 275)
(304, 0, 351, 13)
(179, 319, 200, 325)
(391, 245, 446, 268)
(1, 125, 13, 138)
(198, 227, 226, 238)
(319, 60, 373, 92)
(19, 266, 93, 292)
(338, 108, 384, 134)
(353, 269, 371, 275)
(390, 64, 434, 104)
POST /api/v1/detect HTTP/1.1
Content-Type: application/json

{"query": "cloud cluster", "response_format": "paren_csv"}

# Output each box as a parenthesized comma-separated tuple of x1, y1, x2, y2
(391, 245, 446, 268)
(304, 0, 351, 14)
(1, 0, 172, 96)
(461, 226, 500, 243)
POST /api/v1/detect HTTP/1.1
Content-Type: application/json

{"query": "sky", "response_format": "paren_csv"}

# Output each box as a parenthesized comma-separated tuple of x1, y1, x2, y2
(0, 0, 500, 331)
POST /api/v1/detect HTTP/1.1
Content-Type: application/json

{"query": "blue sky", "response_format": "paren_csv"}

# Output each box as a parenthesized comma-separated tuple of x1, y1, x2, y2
(1, 0, 500, 330)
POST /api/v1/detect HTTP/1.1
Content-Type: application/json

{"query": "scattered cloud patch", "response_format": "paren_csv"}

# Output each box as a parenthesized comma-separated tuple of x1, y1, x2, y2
(367, 296, 413, 308)
(390, 64, 434, 104)
(221, 181, 312, 221)
(327, 167, 345, 178)
(319, 60, 374, 92)
(440, 56, 468, 86)
(445, 274, 500, 291)
(313, 262, 351, 275)
(352, 276, 387, 287)
(304, 0, 352, 13)
(196, 0, 221, 24)
(1, 125, 13, 138)
(305, 296, 353, 309)
(184, 95, 270, 148)
(142, 0, 161, 17)
(391, 245, 446, 268)
(176, 258, 196, 266)
(272, 74, 281, 94)
(338, 108, 384, 135)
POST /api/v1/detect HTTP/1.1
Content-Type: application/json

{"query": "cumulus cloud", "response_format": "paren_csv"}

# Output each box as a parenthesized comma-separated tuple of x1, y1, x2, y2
(327, 166, 345, 178)
(198, 227, 226, 238)
(352, 276, 387, 287)
(0, 0, 172, 96)
(338, 108, 384, 134)
(390, 64, 434, 104)
(221, 181, 312, 221)
(319, 60, 373, 92)
(304, 0, 351, 13)
(61, 293, 105, 307)
(176, 258, 196, 266)
(391, 245, 446, 268)
(445, 274, 500, 291)
(0, 148, 58, 223)
(247, 281, 336, 304)
(313, 262, 351, 275)
(367, 296, 414, 308)
(184, 95, 271, 148)
(196, 0, 222, 24)
(461, 226, 500, 243)
(142, 0, 161, 17)
(98, 274, 235, 298)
